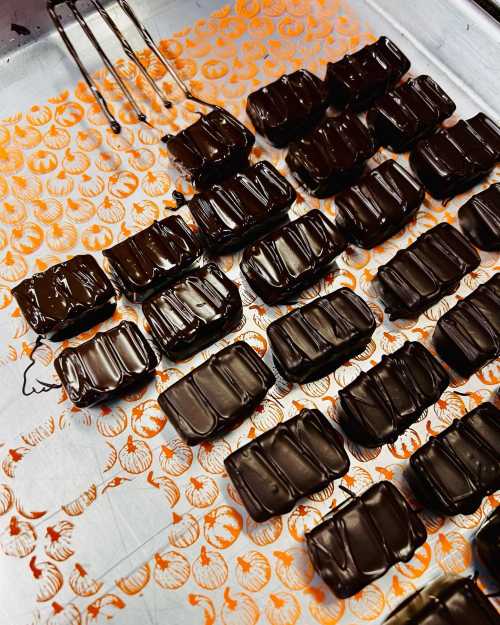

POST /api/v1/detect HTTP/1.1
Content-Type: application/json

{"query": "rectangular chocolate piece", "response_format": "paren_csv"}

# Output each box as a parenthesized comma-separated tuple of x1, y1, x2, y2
(410, 113, 500, 198)
(367, 74, 456, 152)
(432, 273, 500, 377)
(384, 575, 499, 625)
(286, 112, 377, 197)
(459, 183, 500, 251)
(306, 481, 427, 598)
(267, 288, 375, 383)
(326, 36, 410, 112)
(142, 263, 243, 361)
(187, 161, 296, 254)
(11, 255, 116, 341)
(225, 408, 350, 522)
(240, 210, 347, 305)
(158, 342, 275, 446)
(378, 223, 481, 319)
(339, 341, 449, 448)
(477, 508, 500, 583)
(246, 69, 329, 147)
(335, 160, 425, 249)
(102, 216, 201, 303)
(54, 321, 159, 408)
(409, 402, 500, 516)
(162, 107, 255, 189)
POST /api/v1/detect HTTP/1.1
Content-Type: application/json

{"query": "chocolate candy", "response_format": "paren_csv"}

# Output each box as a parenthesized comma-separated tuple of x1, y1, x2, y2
(409, 402, 500, 516)
(378, 223, 481, 319)
(477, 508, 500, 583)
(187, 161, 296, 254)
(338, 341, 449, 448)
(410, 113, 500, 198)
(240, 210, 347, 305)
(225, 408, 349, 522)
(367, 75, 456, 152)
(335, 160, 425, 248)
(54, 321, 159, 408)
(158, 342, 275, 445)
(162, 107, 255, 189)
(326, 37, 410, 112)
(306, 481, 427, 598)
(267, 288, 375, 383)
(384, 575, 499, 625)
(103, 216, 201, 303)
(459, 183, 500, 251)
(11, 255, 116, 341)
(286, 112, 377, 197)
(142, 263, 242, 361)
(432, 273, 500, 377)
(245, 69, 329, 147)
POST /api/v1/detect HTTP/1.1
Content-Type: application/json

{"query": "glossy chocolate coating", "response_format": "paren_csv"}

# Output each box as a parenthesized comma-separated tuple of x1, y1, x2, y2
(335, 160, 425, 248)
(410, 113, 500, 198)
(339, 341, 449, 448)
(162, 107, 255, 189)
(286, 112, 377, 197)
(326, 36, 410, 112)
(409, 402, 500, 516)
(459, 183, 500, 251)
(142, 263, 242, 361)
(240, 210, 347, 305)
(11, 255, 116, 341)
(158, 342, 275, 446)
(384, 575, 499, 625)
(103, 216, 201, 303)
(432, 273, 500, 377)
(225, 408, 349, 522)
(246, 69, 329, 147)
(378, 223, 481, 319)
(367, 75, 456, 152)
(477, 508, 500, 583)
(267, 288, 375, 383)
(187, 161, 296, 254)
(54, 321, 159, 408)
(306, 481, 427, 598)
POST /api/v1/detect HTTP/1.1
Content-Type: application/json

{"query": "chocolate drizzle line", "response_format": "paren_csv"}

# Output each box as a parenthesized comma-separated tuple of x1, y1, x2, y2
(22, 335, 62, 397)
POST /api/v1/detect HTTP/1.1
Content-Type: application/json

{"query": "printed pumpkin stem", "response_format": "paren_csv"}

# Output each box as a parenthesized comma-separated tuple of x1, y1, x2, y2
(29, 555, 42, 579)
(154, 552, 169, 570)
(9, 516, 21, 536)
(75, 563, 88, 577)
(147, 471, 160, 488)
(269, 593, 286, 609)
(391, 575, 405, 597)
(375, 466, 394, 480)
(199, 545, 211, 566)
(273, 550, 293, 567)
(304, 585, 325, 603)
(438, 533, 452, 554)
(224, 587, 238, 611)
(46, 525, 61, 543)
(236, 555, 251, 573)
(126, 435, 136, 453)
(51, 602, 63, 615)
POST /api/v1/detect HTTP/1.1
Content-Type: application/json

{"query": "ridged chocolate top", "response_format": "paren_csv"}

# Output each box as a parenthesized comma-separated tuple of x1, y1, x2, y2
(458, 183, 500, 251)
(477, 508, 500, 583)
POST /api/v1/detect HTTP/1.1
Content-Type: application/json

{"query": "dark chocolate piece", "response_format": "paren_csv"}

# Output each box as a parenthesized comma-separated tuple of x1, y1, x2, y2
(384, 575, 499, 625)
(158, 342, 275, 446)
(225, 408, 349, 522)
(267, 288, 375, 383)
(162, 107, 255, 189)
(54, 321, 159, 408)
(410, 113, 500, 198)
(459, 183, 500, 251)
(432, 273, 500, 377)
(187, 161, 296, 254)
(409, 402, 500, 516)
(378, 223, 481, 319)
(11, 255, 116, 342)
(335, 160, 425, 248)
(326, 36, 410, 112)
(306, 481, 427, 598)
(366, 75, 456, 152)
(339, 341, 449, 448)
(102, 216, 201, 303)
(245, 69, 329, 147)
(142, 263, 242, 361)
(286, 112, 377, 197)
(477, 508, 500, 583)
(240, 210, 347, 305)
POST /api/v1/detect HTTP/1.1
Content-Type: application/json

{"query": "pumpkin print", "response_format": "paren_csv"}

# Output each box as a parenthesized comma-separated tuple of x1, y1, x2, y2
(77, 174, 104, 198)
(193, 545, 228, 589)
(127, 148, 156, 172)
(47, 171, 74, 196)
(97, 196, 125, 223)
(341, 466, 373, 494)
(44, 124, 71, 150)
(435, 531, 471, 574)
(132, 199, 159, 227)
(348, 584, 385, 621)
(105, 126, 135, 151)
(395, 542, 432, 578)
(141, 171, 170, 197)
(235, 550, 271, 592)
(76, 129, 102, 152)
(0, 146, 24, 174)
(273, 548, 314, 590)
(246, 515, 283, 547)
(1, 516, 37, 557)
(12, 124, 42, 149)
(61, 483, 97, 516)
(54, 101, 84, 127)
(69, 563, 103, 597)
(81, 224, 113, 250)
(197, 440, 231, 474)
(46, 222, 77, 252)
(21, 418, 56, 447)
(27, 105, 52, 126)
(300, 376, 330, 398)
(147, 472, 180, 507)
(288, 505, 322, 542)
(432, 391, 466, 427)
(0, 251, 28, 282)
(168, 512, 200, 548)
(95, 405, 127, 437)
(265, 592, 301, 625)
(29, 556, 63, 602)
(188, 593, 216, 625)
(85, 594, 125, 624)
(160, 439, 193, 476)
(388, 428, 421, 459)
(116, 563, 151, 596)
(108, 171, 139, 198)
(130, 400, 166, 438)
(305, 585, 345, 625)
(0, 483, 13, 515)
(0, 175, 8, 200)
(385, 575, 416, 610)
(11, 175, 42, 201)
(450, 507, 483, 529)
(46, 602, 82, 625)
(10, 222, 44, 254)
(204, 505, 242, 549)
(0, 127, 8, 146)
(66, 197, 96, 223)
(45, 520, 75, 561)
(153, 550, 190, 589)
(95, 151, 122, 173)
(62, 149, 90, 175)
(222, 588, 259, 625)
(0, 199, 26, 224)
(28, 149, 58, 174)
(185, 475, 219, 508)
(118, 436, 152, 474)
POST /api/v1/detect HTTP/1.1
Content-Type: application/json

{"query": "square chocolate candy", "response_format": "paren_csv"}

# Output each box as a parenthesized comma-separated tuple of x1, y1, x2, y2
(225, 408, 349, 521)
(477, 508, 500, 583)
(409, 402, 500, 516)
(338, 341, 449, 448)
(459, 183, 500, 251)
(306, 481, 427, 598)
(11, 255, 116, 341)
(378, 223, 480, 319)
(158, 342, 275, 445)
(142, 263, 242, 361)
